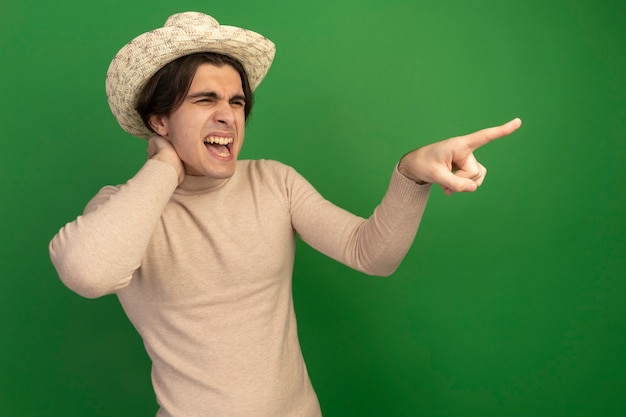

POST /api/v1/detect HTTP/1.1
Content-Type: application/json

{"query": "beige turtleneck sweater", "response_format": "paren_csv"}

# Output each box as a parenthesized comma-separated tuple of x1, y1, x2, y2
(50, 158, 430, 417)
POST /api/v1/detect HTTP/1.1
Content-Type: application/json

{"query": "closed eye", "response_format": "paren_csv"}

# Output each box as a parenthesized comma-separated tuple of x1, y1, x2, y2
(188, 92, 219, 104)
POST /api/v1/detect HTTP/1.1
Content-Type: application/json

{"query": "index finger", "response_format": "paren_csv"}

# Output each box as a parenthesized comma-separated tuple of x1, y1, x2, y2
(463, 117, 522, 150)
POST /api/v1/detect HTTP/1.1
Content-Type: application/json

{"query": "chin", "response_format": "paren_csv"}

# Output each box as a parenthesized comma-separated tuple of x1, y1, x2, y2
(206, 165, 237, 179)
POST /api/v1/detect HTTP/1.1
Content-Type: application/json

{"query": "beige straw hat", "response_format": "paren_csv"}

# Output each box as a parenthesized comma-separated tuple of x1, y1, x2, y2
(106, 12, 276, 138)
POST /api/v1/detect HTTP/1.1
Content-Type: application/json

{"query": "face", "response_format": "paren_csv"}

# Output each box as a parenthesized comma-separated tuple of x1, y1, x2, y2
(149, 63, 246, 179)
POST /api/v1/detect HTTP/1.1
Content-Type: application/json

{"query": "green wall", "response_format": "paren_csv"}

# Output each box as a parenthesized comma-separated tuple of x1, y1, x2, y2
(2, 0, 624, 415)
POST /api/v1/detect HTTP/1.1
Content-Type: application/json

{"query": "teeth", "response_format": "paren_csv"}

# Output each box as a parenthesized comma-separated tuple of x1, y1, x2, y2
(205, 136, 233, 145)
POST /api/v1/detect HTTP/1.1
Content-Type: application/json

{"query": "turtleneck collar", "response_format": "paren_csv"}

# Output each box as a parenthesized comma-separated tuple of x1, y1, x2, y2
(173, 160, 249, 195)
(174, 176, 226, 195)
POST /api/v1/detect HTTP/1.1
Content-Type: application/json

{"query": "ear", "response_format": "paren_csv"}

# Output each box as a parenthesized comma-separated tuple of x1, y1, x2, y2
(148, 114, 169, 137)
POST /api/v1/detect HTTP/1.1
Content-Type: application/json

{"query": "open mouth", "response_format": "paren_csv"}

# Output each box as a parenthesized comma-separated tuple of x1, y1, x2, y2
(204, 136, 234, 158)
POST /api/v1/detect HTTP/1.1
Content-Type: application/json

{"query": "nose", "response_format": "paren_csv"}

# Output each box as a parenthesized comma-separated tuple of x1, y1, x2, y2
(212, 101, 235, 125)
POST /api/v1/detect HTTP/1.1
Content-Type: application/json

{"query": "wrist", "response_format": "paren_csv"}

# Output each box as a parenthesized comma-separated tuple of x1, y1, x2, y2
(150, 154, 184, 184)
(398, 158, 428, 185)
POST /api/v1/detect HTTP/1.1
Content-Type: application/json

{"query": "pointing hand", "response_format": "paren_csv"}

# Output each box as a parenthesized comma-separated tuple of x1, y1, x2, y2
(398, 118, 522, 195)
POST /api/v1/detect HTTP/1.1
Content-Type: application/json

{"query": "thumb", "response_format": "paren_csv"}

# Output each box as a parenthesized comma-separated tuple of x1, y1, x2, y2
(437, 170, 479, 194)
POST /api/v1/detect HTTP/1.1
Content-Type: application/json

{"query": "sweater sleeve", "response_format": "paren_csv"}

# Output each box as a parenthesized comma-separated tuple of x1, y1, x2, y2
(289, 165, 431, 276)
(49, 159, 179, 298)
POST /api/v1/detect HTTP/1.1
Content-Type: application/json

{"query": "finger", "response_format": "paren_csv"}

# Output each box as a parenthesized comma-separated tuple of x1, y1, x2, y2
(474, 164, 487, 187)
(463, 117, 522, 150)
(455, 159, 487, 187)
(441, 184, 455, 196)
(436, 158, 487, 194)
(435, 169, 480, 194)
(147, 135, 172, 158)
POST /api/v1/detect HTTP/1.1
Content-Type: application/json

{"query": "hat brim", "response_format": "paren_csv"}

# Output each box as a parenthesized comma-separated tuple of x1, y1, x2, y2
(106, 12, 276, 139)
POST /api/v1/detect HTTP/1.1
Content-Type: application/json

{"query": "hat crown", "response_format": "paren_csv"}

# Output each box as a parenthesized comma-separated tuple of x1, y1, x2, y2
(164, 12, 219, 29)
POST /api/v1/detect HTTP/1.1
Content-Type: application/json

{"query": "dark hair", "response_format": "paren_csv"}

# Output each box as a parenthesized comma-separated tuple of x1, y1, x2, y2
(136, 52, 254, 133)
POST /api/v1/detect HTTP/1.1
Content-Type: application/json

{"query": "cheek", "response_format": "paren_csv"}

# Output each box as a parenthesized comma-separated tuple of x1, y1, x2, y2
(166, 128, 195, 158)
(164, 117, 195, 148)
(169, 135, 195, 159)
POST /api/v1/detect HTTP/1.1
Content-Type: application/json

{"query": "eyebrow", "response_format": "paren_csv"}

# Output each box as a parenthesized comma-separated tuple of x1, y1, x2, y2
(187, 91, 246, 103)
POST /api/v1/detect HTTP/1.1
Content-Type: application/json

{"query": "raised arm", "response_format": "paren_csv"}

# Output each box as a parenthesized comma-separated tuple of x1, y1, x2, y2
(290, 118, 522, 276)
(49, 137, 184, 298)
(289, 165, 431, 277)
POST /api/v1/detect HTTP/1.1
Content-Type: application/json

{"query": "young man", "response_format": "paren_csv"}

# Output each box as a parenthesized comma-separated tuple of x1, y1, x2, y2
(50, 12, 521, 417)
